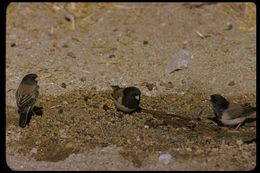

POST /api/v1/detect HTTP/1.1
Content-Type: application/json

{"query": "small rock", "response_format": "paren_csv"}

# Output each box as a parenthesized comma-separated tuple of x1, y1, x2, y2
(145, 83, 155, 91)
(58, 108, 63, 114)
(186, 147, 192, 152)
(55, 66, 64, 71)
(158, 153, 172, 165)
(228, 81, 235, 86)
(62, 101, 68, 105)
(144, 125, 149, 129)
(67, 52, 76, 58)
(61, 82, 66, 88)
(91, 87, 97, 91)
(64, 10, 75, 22)
(143, 40, 148, 45)
(80, 77, 86, 82)
(103, 104, 110, 111)
(182, 40, 188, 48)
(236, 139, 243, 146)
(84, 96, 90, 102)
(195, 149, 203, 154)
(30, 148, 38, 154)
(65, 142, 74, 149)
(62, 44, 69, 48)
(224, 22, 233, 30)
(108, 54, 116, 59)
(211, 148, 219, 152)
(166, 49, 192, 74)
(11, 43, 16, 47)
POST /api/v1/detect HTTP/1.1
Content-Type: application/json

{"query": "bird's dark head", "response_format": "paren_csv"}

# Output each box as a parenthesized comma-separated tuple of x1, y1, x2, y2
(22, 73, 38, 83)
(210, 94, 229, 110)
(124, 87, 141, 101)
(122, 87, 141, 110)
(23, 73, 38, 80)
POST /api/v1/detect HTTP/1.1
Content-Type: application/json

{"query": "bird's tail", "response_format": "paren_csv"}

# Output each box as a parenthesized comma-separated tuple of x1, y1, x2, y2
(19, 107, 30, 128)
(111, 85, 120, 91)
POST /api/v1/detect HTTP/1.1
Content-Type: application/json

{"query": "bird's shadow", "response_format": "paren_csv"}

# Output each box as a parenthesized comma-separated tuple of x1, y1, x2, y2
(244, 117, 256, 124)
(140, 107, 197, 128)
(25, 106, 43, 126)
(207, 117, 224, 126)
(115, 107, 142, 115)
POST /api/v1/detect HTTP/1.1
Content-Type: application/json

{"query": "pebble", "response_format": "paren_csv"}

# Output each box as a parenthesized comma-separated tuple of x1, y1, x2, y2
(166, 49, 192, 74)
(211, 148, 219, 152)
(236, 139, 243, 146)
(186, 147, 192, 152)
(144, 125, 149, 129)
(62, 44, 69, 48)
(62, 101, 68, 105)
(195, 149, 203, 154)
(103, 104, 110, 111)
(58, 108, 63, 114)
(225, 22, 233, 30)
(228, 81, 235, 86)
(65, 142, 74, 149)
(80, 77, 86, 82)
(108, 54, 116, 59)
(158, 153, 173, 165)
(67, 52, 76, 59)
(143, 40, 148, 45)
(11, 43, 16, 47)
(30, 148, 38, 154)
(61, 82, 67, 88)
(145, 83, 155, 91)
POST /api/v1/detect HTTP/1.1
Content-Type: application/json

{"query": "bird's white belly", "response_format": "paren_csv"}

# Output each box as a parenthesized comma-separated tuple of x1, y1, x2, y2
(220, 114, 247, 126)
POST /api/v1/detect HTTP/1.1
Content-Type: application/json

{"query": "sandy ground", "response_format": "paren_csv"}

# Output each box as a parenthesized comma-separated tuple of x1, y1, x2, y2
(6, 3, 256, 171)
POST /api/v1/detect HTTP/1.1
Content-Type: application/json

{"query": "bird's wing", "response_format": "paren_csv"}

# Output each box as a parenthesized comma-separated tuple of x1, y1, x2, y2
(241, 105, 256, 118)
(16, 84, 39, 109)
(111, 87, 124, 100)
(225, 103, 244, 119)
(226, 103, 256, 119)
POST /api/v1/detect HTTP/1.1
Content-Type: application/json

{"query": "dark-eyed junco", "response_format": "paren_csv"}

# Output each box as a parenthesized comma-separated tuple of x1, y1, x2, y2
(111, 85, 141, 113)
(16, 73, 39, 128)
(209, 94, 256, 129)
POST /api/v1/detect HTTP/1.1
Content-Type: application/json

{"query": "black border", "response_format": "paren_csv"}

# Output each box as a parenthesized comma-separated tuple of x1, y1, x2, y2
(2, 1, 258, 172)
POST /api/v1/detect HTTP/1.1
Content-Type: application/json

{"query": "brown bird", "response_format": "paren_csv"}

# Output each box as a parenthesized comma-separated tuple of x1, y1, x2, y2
(16, 73, 39, 128)
(111, 85, 141, 113)
(209, 94, 256, 129)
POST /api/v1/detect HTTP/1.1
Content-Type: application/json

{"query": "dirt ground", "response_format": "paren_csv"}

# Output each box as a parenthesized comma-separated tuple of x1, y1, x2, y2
(6, 3, 256, 171)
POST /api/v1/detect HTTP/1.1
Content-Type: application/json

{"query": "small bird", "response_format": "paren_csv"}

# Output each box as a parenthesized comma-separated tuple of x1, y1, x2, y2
(16, 73, 40, 128)
(209, 94, 256, 129)
(111, 85, 141, 113)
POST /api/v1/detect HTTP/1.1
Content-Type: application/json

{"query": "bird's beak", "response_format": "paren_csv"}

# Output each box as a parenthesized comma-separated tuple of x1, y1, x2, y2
(135, 95, 140, 100)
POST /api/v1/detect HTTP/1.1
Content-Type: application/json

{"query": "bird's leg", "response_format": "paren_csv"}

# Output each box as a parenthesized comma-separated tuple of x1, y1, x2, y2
(32, 109, 36, 115)
(32, 106, 43, 116)
(235, 122, 242, 130)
